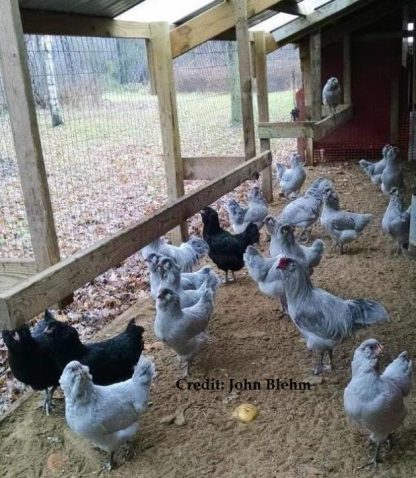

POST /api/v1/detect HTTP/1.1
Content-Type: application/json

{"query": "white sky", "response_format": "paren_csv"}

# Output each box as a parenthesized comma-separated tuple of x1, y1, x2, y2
(250, 13, 297, 32)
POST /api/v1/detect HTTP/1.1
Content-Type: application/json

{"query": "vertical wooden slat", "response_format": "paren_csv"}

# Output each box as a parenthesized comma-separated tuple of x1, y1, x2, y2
(145, 38, 157, 95)
(0, 0, 61, 272)
(300, 40, 314, 165)
(253, 31, 273, 202)
(234, 0, 256, 161)
(309, 31, 322, 121)
(343, 34, 352, 104)
(149, 22, 187, 243)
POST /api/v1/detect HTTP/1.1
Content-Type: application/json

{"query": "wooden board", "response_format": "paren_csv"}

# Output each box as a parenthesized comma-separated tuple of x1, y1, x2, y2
(183, 156, 245, 180)
(258, 121, 314, 139)
(343, 34, 352, 104)
(170, 0, 285, 58)
(0, 259, 37, 292)
(309, 32, 321, 121)
(21, 9, 152, 38)
(313, 104, 353, 140)
(0, 151, 272, 329)
(234, 0, 256, 161)
(150, 22, 187, 243)
(0, 0, 61, 272)
(253, 31, 273, 203)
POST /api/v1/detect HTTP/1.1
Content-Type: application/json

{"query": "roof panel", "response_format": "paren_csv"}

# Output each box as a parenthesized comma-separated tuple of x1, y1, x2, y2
(18, 0, 147, 18)
(117, 0, 218, 23)
(249, 12, 298, 32)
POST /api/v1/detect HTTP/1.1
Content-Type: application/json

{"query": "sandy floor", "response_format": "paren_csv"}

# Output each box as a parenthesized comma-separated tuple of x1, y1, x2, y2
(0, 163, 415, 478)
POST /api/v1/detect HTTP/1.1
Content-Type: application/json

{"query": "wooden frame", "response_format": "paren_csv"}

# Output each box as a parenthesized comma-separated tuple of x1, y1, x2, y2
(21, 9, 152, 38)
(182, 156, 245, 180)
(258, 104, 353, 141)
(0, 151, 272, 329)
(253, 31, 273, 202)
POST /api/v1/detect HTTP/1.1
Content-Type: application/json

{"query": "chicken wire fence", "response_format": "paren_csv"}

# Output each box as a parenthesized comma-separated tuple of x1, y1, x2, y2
(0, 37, 300, 260)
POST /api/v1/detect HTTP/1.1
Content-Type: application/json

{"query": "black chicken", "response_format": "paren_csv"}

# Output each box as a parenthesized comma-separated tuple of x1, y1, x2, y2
(2, 316, 61, 414)
(201, 207, 259, 282)
(41, 311, 145, 386)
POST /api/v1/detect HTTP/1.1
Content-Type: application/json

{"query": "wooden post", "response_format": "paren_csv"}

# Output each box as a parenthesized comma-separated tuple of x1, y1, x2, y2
(0, 1, 61, 272)
(343, 34, 351, 104)
(300, 40, 313, 165)
(145, 39, 157, 95)
(150, 22, 187, 243)
(254, 31, 273, 202)
(234, 0, 256, 160)
(309, 31, 322, 121)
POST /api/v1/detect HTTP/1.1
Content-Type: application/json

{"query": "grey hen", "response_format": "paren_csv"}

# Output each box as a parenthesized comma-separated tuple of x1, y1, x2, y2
(277, 257, 389, 374)
(243, 245, 287, 313)
(381, 187, 410, 254)
(359, 144, 391, 185)
(322, 77, 341, 116)
(276, 153, 306, 198)
(226, 186, 268, 233)
(142, 235, 208, 272)
(154, 287, 214, 377)
(278, 177, 333, 241)
(320, 190, 372, 253)
(157, 256, 219, 307)
(381, 146, 404, 195)
(344, 339, 412, 469)
(60, 356, 155, 471)
(265, 218, 324, 271)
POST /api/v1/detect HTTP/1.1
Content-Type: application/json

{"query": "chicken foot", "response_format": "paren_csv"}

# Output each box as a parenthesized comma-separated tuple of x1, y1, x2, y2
(43, 386, 57, 415)
(356, 442, 382, 471)
(313, 351, 333, 375)
(100, 451, 116, 473)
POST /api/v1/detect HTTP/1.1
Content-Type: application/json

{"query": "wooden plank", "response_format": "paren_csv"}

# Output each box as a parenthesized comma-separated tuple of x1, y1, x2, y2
(253, 31, 273, 203)
(234, 0, 256, 161)
(170, 0, 285, 58)
(145, 39, 157, 95)
(150, 22, 187, 243)
(269, 0, 373, 52)
(309, 31, 321, 121)
(258, 121, 314, 138)
(299, 40, 312, 120)
(0, 259, 37, 293)
(183, 156, 245, 180)
(305, 137, 314, 166)
(343, 34, 352, 104)
(0, 0, 61, 273)
(313, 104, 353, 140)
(21, 9, 152, 38)
(0, 151, 271, 329)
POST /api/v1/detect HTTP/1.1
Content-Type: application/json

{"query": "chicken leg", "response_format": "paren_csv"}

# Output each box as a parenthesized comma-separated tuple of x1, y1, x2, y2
(43, 385, 57, 415)
(356, 442, 382, 471)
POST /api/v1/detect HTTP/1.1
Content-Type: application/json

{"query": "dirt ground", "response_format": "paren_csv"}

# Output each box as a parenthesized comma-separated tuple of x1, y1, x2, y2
(0, 163, 415, 478)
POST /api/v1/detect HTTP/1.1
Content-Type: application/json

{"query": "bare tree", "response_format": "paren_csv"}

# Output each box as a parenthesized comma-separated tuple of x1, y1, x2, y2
(40, 35, 63, 127)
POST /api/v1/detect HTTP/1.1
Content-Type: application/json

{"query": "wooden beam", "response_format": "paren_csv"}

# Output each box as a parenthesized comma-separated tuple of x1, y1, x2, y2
(270, 0, 373, 51)
(0, 151, 272, 329)
(309, 31, 322, 121)
(258, 121, 314, 138)
(343, 34, 352, 104)
(171, 0, 285, 58)
(271, 0, 311, 16)
(150, 22, 187, 243)
(183, 156, 245, 180)
(254, 31, 273, 202)
(313, 104, 353, 140)
(234, 0, 256, 161)
(21, 9, 151, 38)
(0, 0, 61, 273)
(299, 40, 311, 120)
(145, 39, 157, 95)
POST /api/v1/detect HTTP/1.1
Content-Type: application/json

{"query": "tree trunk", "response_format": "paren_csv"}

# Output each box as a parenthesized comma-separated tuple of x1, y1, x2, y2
(40, 35, 63, 127)
(228, 41, 242, 124)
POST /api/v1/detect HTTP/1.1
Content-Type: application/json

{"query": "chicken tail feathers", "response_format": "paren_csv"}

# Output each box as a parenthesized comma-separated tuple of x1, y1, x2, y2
(349, 299, 389, 329)
(126, 318, 145, 336)
(243, 223, 260, 246)
(311, 239, 325, 255)
(133, 355, 155, 384)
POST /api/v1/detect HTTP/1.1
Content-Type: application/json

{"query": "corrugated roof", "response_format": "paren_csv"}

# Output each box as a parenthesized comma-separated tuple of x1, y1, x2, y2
(18, 0, 147, 18)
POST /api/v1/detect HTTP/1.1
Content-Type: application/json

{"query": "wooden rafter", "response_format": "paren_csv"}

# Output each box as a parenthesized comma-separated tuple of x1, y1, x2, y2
(269, 0, 374, 52)
(20, 9, 152, 38)
(170, 0, 285, 58)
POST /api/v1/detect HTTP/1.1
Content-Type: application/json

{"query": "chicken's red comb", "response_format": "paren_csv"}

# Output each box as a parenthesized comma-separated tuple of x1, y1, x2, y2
(276, 257, 292, 269)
